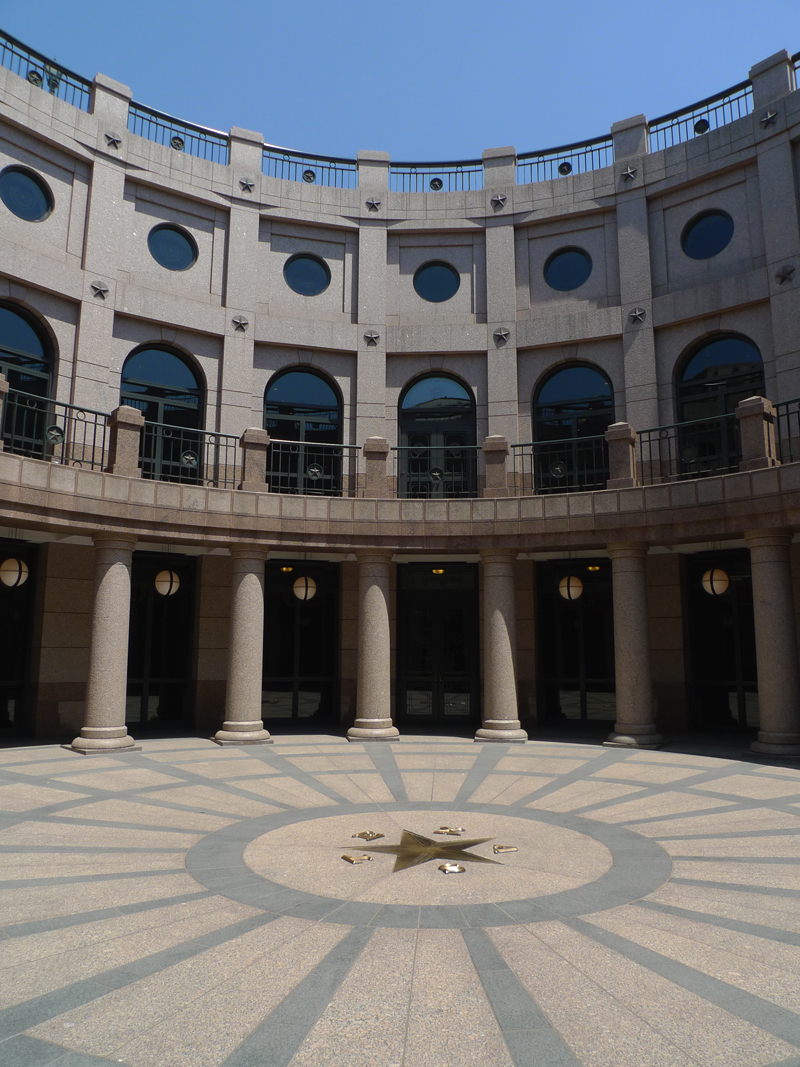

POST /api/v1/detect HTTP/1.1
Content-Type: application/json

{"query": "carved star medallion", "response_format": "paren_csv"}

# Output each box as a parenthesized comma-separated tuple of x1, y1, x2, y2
(620, 166, 637, 182)
(232, 315, 249, 332)
(760, 110, 778, 128)
(491, 193, 507, 209)
(628, 306, 646, 323)
(365, 197, 381, 211)
(104, 132, 122, 149)
(357, 828, 501, 872)
(363, 329, 380, 346)
(493, 326, 510, 344)
(776, 264, 795, 284)
(239, 178, 255, 192)
(90, 281, 109, 299)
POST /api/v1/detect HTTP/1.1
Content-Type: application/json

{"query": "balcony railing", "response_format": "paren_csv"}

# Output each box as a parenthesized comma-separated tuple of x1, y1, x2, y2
(774, 398, 800, 463)
(637, 414, 741, 485)
(516, 136, 614, 185)
(266, 439, 360, 497)
(393, 444, 481, 498)
(1, 389, 109, 469)
(389, 161, 484, 193)
(0, 28, 92, 111)
(647, 81, 753, 153)
(512, 436, 609, 496)
(127, 103, 230, 164)
(262, 147, 358, 189)
(140, 422, 239, 488)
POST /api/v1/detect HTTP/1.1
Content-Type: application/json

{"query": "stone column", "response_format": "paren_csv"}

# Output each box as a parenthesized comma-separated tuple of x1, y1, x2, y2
(476, 549, 527, 742)
(605, 542, 662, 748)
(214, 546, 272, 745)
(69, 535, 138, 753)
(347, 549, 398, 741)
(746, 530, 800, 757)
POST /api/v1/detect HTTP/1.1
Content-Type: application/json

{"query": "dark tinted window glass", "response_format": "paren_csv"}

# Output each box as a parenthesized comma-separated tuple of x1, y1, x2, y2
(401, 376, 472, 410)
(535, 364, 614, 441)
(0, 167, 52, 222)
(265, 370, 338, 412)
(413, 262, 460, 303)
(680, 336, 761, 386)
(147, 225, 198, 271)
(0, 308, 45, 361)
(122, 349, 201, 394)
(681, 211, 734, 260)
(283, 255, 330, 296)
(544, 248, 592, 291)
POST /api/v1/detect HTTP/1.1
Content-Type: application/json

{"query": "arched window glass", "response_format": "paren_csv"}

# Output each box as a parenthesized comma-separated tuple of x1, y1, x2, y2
(398, 374, 476, 498)
(532, 364, 614, 494)
(678, 335, 764, 422)
(121, 347, 204, 484)
(263, 369, 343, 496)
(0, 304, 51, 396)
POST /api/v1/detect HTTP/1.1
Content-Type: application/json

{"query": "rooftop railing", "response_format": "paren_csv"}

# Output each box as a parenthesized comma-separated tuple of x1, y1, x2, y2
(389, 160, 484, 193)
(516, 136, 614, 185)
(647, 81, 753, 153)
(127, 103, 230, 164)
(262, 146, 358, 189)
(0, 28, 92, 111)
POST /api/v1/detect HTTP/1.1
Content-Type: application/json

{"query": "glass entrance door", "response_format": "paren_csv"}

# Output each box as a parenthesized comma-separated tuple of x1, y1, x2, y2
(397, 564, 480, 728)
(262, 561, 339, 723)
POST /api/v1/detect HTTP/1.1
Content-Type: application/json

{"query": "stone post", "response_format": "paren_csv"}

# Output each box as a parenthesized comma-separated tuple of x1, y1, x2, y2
(347, 549, 399, 740)
(69, 535, 138, 753)
(605, 542, 662, 748)
(214, 546, 272, 744)
(107, 405, 144, 477)
(355, 151, 390, 447)
(736, 396, 779, 471)
(482, 435, 510, 497)
(363, 437, 389, 498)
(746, 530, 800, 757)
(749, 50, 796, 109)
(239, 427, 270, 491)
(0, 372, 8, 450)
(605, 422, 638, 489)
(476, 549, 527, 742)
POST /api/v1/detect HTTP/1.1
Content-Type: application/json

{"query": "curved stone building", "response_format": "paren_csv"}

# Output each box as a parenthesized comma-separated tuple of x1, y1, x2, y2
(0, 33, 799, 757)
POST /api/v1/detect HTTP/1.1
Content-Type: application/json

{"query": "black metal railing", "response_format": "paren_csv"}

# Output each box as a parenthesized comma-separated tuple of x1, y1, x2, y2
(1, 389, 109, 469)
(389, 160, 484, 193)
(774, 398, 800, 463)
(393, 444, 481, 498)
(648, 81, 753, 153)
(512, 436, 609, 495)
(140, 422, 239, 487)
(266, 439, 359, 496)
(0, 29, 92, 111)
(516, 136, 614, 185)
(262, 147, 358, 188)
(127, 103, 229, 164)
(637, 414, 741, 484)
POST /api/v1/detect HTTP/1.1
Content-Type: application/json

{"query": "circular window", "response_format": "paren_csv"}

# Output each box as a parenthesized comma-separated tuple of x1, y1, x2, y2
(543, 248, 593, 292)
(283, 254, 331, 296)
(0, 166, 53, 222)
(681, 210, 734, 260)
(147, 224, 198, 271)
(413, 261, 460, 303)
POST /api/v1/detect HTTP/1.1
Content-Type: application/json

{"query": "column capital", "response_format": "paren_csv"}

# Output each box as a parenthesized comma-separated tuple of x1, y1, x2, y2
(606, 541, 649, 560)
(354, 548, 394, 564)
(480, 547, 517, 565)
(745, 529, 793, 551)
(91, 533, 137, 553)
(228, 544, 270, 562)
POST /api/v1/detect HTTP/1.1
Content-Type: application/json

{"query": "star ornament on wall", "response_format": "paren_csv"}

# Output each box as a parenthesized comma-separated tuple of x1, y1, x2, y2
(357, 829, 501, 872)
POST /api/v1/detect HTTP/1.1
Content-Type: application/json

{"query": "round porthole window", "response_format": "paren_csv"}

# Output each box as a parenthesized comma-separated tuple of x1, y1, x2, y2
(413, 261, 460, 303)
(681, 210, 734, 260)
(544, 248, 593, 292)
(283, 254, 331, 296)
(147, 224, 198, 271)
(0, 166, 53, 222)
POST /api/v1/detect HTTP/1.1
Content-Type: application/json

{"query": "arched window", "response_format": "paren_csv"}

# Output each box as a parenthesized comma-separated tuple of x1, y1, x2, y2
(0, 304, 53, 459)
(398, 374, 477, 498)
(263, 369, 343, 495)
(121, 347, 204, 483)
(532, 364, 614, 493)
(675, 335, 764, 477)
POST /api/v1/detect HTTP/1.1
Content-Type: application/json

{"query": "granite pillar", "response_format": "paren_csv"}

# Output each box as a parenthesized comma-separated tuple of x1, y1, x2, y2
(476, 549, 527, 742)
(348, 549, 398, 740)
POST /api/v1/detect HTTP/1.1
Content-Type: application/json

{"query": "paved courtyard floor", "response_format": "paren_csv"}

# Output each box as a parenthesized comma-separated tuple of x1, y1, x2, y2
(0, 734, 799, 1067)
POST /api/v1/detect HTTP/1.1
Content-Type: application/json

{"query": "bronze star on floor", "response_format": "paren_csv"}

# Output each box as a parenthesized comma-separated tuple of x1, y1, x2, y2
(356, 829, 502, 872)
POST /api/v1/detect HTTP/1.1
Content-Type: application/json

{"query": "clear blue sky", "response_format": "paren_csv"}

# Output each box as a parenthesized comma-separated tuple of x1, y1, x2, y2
(2, 1, 797, 159)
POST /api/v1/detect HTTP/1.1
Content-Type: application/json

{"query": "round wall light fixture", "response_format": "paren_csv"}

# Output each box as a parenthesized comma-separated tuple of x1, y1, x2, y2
(701, 568, 729, 596)
(558, 575, 583, 600)
(293, 575, 317, 600)
(0, 558, 29, 587)
(154, 570, 180, 596)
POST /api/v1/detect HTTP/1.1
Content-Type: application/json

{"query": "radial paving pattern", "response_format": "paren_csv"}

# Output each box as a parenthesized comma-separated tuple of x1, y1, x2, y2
(1, 736, 800, 1067)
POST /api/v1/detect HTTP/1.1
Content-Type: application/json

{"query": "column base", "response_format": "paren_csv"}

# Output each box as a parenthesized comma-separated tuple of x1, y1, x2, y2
(475, 721, 528, 743)
(604, 729, 663, 749)
(213, 721, 273, 745)
(347, 719, 399, 742)
(67, 727, 139, 754)
(748, 739, 800, 760)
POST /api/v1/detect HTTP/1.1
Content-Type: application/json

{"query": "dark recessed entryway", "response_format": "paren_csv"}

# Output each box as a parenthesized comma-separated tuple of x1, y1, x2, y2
(396, 563, 480, 730)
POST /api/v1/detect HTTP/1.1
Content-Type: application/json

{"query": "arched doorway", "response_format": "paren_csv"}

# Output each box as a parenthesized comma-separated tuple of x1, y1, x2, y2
(676, 335, 764, 476)
(121, 346, 204, 482)
(263, 369, 343, 495)
(532, 363, 614, 493)
(0, 304, 53, 458)
(398, 374, 477, 497)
